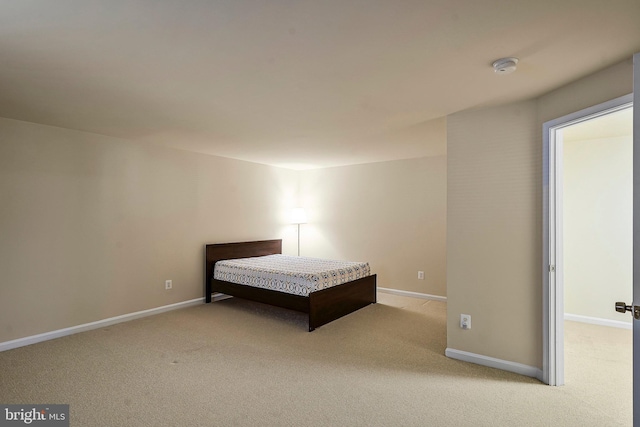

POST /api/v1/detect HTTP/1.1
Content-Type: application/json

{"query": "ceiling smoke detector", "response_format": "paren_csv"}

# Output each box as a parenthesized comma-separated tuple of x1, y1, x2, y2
(492, 57, 519, 75)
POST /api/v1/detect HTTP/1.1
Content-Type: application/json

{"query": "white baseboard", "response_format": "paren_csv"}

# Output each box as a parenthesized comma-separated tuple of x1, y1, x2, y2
(0, 294, 229, 353)
(565, 313, 632, 330)
(377, 287, 446, 302)
(445, 348, 543, 381)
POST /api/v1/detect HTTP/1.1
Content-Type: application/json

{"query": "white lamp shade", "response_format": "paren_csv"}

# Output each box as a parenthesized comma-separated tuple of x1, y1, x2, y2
(291, 208, 308, 224)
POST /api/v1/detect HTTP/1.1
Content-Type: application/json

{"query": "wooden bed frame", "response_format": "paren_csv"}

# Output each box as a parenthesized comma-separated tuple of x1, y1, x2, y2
(204, 239, 377, 331)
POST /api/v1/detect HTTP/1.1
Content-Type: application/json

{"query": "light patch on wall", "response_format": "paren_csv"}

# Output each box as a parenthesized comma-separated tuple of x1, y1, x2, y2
(563, 107, 633, 142)
(273, 162, 324, 171)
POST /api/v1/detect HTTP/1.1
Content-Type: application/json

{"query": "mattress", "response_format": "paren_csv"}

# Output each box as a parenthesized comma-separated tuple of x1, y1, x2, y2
(213, 254, 371, 297)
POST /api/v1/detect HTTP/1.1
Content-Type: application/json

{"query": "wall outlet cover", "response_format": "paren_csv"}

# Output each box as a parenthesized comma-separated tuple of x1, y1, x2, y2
(460, 314, 471, 330)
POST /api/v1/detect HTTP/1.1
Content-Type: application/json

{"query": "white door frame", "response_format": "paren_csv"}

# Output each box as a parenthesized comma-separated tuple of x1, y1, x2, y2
(542, 93, 633, 386)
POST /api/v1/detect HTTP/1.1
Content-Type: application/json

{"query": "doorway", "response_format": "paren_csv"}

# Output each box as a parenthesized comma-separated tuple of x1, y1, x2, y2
(542, 94, 633, 387)
(563, 107, 633, 329)
(561, 107, 633, 420)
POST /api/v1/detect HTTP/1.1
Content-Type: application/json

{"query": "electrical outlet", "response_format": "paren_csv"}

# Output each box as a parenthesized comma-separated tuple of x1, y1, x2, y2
(417, 271, 425, 280)
(460, 314, 471, 330)
(165, 280, 172, 290)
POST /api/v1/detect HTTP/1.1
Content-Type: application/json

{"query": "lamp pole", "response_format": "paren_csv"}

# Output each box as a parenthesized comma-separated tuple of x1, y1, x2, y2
(291, 208, 307, 257)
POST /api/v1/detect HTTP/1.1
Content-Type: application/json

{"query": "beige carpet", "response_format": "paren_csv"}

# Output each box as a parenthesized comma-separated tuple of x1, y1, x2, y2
(0, 293, 631, 426)
(564, 319, 632, 423)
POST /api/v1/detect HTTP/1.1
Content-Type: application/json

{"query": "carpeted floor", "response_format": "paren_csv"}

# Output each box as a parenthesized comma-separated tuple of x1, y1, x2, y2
(0, 293, 632, 426)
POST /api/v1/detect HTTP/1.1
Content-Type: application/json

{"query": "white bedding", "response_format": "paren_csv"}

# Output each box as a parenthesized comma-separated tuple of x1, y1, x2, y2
(213, 254, 371, 297)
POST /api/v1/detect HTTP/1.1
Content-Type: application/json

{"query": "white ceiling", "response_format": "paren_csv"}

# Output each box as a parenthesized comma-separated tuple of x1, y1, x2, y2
(1, 1, 639, 169)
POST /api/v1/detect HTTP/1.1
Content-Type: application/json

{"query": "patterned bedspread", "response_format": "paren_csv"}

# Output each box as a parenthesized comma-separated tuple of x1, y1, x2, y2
(213, 254, 371, 297)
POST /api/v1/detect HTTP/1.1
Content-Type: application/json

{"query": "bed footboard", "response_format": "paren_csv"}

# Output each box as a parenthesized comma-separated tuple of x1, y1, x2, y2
(308, 274, 377, 331)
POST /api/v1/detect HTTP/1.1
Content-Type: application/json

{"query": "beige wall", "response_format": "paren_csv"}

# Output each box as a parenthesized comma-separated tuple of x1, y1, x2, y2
(564, 135, 633, 323)
(446, 58, 633, 368)
(299, 156, 447, 296)
(447, 100, 542, 366)
(538, 59, 633, 124)
(0, 118, 298, 343)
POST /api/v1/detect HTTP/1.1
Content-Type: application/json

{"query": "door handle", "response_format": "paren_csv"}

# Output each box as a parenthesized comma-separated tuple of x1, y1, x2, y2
(615, 302, 640, 320)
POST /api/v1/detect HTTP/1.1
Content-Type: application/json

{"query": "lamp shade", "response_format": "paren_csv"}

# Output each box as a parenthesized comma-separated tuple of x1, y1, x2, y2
(291, 208, 308, 224)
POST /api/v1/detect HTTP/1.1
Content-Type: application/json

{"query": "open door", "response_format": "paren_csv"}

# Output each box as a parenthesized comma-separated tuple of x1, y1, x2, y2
(620, 51, 640, 426)
(634, 51, 639, 427)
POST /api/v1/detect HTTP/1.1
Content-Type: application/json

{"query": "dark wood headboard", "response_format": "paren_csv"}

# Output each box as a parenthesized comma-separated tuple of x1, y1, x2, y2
(204, 239, 282, 292)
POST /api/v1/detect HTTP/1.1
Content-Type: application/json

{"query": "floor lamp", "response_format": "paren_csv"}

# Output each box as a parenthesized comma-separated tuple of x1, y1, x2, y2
(291, 208, 307, 256)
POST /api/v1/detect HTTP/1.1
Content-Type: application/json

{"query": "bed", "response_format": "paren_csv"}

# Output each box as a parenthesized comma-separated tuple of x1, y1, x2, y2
(204, 239, 377, 331)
